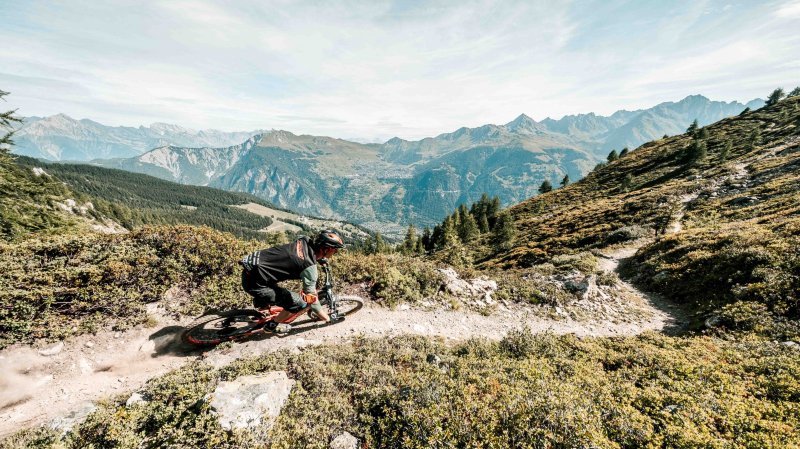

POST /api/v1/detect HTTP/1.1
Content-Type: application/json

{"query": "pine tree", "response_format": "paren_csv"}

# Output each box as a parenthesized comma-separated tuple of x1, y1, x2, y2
(560, 174, 570, 188)
(439, 216, 459, 249)
(662, 134, 669, 139)
(491, 211, 516, 250)
(402, 224, 417, 254)
(594, 162, 607, 171)
(374, 232, 389, 254)
(687, 140, 707, 165)
(749, 128, 762, 147)
(619, 147, 629, 158)
(719, 140, 732, 161)
(1, 90, 23, 151)
(765, 88, 785, 106)
(621, 173, 634, 192)
(458, 211, 480, 242)
(478, 211, 490, 233)
(789, 86, 800, 97)
(538, 180, 553, 194)
(698, 127, 709, 140)
(686, 119, 699, 136)
(739, 107, 750, 116)
(607, 149, 619, 162)
(421, 226, 432, 251)
(488, 196, 501, 228)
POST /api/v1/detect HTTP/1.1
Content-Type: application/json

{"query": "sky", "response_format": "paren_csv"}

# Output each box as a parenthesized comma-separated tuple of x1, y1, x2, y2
(1, 0, 799, 142)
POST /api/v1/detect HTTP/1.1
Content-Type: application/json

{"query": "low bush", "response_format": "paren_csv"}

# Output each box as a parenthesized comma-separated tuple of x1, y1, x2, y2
(334, 252, 445, 307)
(0, 225, 252, 348)
(629, 224, 800, 337)
(8, 331, 799, 448)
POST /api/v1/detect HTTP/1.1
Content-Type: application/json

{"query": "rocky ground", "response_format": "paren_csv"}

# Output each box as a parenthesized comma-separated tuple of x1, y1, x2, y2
(0, 246, 684, 438)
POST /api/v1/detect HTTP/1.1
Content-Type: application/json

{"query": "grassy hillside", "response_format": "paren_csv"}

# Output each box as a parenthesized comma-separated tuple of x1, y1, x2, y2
(482, 96, 800, 334)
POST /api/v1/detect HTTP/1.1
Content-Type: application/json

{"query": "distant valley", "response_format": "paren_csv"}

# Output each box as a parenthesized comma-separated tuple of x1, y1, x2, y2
(15, 95, 763, 234)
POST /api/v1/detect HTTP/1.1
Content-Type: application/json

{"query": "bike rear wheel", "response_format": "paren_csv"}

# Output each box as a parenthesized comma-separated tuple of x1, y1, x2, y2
(182, 309, 266, 347)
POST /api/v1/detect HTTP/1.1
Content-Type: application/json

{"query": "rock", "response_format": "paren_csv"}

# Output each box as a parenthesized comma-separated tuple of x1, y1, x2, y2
(84, 341, 94, 348)
(704, 315, 722, 328)
(78, 358, 93, 374)
(138, 339, 156, 354)
(662, 404, 679, 413)
(49, 402, 96, 433)
(397, 304, 411, 311)
(126, 392, 147, 407)
(781, 341, 799, 350)
(437, 268, 498, 306)
(331, 431, 359, 449)
(38, 342, 64, 357)
(210, 372, 295, 431)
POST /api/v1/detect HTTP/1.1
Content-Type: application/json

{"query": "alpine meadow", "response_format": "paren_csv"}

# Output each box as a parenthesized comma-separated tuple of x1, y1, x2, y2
(1, 2, 799, 448)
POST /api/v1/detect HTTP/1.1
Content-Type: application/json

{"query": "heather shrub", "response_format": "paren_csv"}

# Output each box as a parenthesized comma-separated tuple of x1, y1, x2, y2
(0, 225, 251, 347)
(9, 332, 799, 448)
(334, 252, 444, 307)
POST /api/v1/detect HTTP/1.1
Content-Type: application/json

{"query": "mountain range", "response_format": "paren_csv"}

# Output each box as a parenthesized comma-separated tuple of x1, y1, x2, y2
(14, 95, 763, 233)
(12, 114, 266, 160)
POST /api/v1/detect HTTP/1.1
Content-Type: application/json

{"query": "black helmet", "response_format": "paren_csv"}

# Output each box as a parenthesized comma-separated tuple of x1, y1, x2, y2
(314, 229, 345, 249)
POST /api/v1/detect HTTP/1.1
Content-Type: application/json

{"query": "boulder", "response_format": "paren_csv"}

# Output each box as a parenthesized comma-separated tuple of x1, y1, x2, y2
(330, 431, 359, 449)
(438, 268, 498, 305)
(210, 371, 294, 431)
(50, 402, 96, 433)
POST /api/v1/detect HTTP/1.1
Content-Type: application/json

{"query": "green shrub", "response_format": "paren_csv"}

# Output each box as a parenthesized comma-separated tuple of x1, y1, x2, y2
(334, 253, 444, 307)
(0, 225, 252, 348)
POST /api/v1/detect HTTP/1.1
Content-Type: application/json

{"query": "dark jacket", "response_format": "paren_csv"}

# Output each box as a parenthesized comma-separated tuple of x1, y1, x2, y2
(240, 237, 317, 287)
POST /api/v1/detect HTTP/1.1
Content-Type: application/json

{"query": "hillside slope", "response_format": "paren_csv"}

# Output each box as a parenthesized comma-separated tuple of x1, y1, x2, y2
(486, 96, 799, 332)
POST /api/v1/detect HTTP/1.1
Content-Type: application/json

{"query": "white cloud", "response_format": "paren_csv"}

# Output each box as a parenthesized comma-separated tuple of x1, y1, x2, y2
(1, 0, 798, 140)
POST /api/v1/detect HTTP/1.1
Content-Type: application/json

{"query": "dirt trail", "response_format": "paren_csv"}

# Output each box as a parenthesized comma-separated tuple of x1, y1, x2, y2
(0, 271, 684, 437)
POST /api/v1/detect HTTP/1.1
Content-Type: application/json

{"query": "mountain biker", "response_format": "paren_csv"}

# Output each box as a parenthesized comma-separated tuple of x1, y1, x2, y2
(239, 229, 345, 333)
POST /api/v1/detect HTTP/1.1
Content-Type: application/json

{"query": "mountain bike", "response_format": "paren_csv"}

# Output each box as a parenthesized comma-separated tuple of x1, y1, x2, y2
(182, 259, 362, 347)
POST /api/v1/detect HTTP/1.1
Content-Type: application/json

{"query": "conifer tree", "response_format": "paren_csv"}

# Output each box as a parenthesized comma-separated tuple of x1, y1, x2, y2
(619, 147, 629, 157)
(749, 128, 762, 148)
(739, 107, 750, 116)
(538, 180, 553, 194)
(488, 196, 501, 227)
(765, 88, 785, 106)
(662, 134, 669, 139)
(594, 162, 607, 171)
(719, 140, 732, 161)
(698, 127, 709, 140)
(621, 173, 633, 192)
(1, 90, 22, 151)
(788, 86, 800, 97)
(439, 216, 459, 249)
(478, 211, 490, 233)
(458, 211, 480, 243)
(686, 119, 699, 136)
(560, 174, 570, 188)
(607, 149, 619, 162)
(402, 224, 418, 254)
(421, 226, 432, 251)
(491, 211, 516, 250)
(687, 140, 707, 165)
(374, 232, 388, 254)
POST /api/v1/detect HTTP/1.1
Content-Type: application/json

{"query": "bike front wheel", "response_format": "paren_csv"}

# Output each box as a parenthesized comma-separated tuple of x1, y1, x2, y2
(307, 295, 364, 323)
(182, 309, 266, 347)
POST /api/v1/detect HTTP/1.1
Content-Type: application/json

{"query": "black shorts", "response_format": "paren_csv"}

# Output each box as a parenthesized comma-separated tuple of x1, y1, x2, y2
(241, 270, 307, 312)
